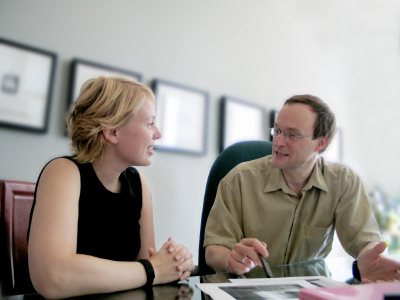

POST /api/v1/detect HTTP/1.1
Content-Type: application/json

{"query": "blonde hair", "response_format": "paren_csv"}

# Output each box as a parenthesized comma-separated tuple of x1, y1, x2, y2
(67, 76, 155, 163)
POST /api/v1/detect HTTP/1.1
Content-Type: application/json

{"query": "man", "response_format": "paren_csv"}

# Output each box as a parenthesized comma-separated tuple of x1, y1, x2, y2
(204, 94, 400, 283)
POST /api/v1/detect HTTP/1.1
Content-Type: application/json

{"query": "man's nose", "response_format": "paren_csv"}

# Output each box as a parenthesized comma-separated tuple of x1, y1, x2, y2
(273, 132, 286, 146)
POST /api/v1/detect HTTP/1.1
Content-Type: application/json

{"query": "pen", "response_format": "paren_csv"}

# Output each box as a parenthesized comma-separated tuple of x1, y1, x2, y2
(258, 253, 273, 278)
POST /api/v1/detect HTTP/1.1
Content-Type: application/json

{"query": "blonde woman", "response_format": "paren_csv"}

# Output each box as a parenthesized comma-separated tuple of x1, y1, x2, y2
(28, 76, 195, 299)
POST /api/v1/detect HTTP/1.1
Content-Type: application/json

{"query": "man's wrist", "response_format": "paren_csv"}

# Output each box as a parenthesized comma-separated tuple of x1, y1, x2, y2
(352, 260, 361, 281)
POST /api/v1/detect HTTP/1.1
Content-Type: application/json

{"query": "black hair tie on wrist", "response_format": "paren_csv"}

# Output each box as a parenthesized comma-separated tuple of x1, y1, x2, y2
(139, 259, 155, 289)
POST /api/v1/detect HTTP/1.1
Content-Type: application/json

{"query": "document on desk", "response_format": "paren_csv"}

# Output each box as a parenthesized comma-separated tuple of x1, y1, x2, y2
(196, 276, 348, 300)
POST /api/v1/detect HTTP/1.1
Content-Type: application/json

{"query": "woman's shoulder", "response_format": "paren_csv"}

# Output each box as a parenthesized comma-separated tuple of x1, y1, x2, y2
(40, 157, 80, 181)
(45, 156, 76, 169)
(124, 166, 139, 177)
(123, 167, 142, 185)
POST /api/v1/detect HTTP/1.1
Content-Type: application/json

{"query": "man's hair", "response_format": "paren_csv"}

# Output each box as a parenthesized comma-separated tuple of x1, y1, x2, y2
(66, 76, 155, 163)
(284, 94, 337, 153)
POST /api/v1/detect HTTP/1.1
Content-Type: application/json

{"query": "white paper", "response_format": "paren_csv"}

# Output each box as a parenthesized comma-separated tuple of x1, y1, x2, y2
(197, 276, 348, 300)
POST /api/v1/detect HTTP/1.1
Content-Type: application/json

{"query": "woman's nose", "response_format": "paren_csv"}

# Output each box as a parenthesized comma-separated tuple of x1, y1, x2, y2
(154, 124, 162, 140)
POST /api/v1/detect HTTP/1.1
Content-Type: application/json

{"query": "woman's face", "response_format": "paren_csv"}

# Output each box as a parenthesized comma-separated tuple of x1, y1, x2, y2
(115, 96, 161, 166)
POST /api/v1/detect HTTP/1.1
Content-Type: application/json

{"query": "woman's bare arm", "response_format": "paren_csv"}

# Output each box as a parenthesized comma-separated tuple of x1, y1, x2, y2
(28, 159, 186, 299)
(136, 171, 155, 260)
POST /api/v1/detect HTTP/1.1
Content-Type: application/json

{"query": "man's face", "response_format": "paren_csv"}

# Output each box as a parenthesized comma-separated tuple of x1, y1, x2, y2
(271, 103, 326, 175)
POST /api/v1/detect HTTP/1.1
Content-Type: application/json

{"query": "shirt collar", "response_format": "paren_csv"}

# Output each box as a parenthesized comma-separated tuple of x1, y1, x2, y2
(264, 157, 329, 194)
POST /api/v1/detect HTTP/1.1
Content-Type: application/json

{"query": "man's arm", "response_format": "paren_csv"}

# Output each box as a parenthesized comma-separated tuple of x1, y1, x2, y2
(357, 241, 400, 283)
(205, 245, 231, 273)
(205, 239, 269, 275)
(334, 166, 382, 259)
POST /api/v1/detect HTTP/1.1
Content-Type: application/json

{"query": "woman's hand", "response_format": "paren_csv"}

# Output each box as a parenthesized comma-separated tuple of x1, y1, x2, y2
(148, 238, 195, 284)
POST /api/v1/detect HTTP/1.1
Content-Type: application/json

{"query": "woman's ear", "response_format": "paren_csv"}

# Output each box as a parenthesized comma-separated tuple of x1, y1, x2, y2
(102, 128, 118, 144)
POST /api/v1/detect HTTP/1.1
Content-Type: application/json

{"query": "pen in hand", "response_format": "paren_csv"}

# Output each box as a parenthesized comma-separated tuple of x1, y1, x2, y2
(258, 253, 273, 278)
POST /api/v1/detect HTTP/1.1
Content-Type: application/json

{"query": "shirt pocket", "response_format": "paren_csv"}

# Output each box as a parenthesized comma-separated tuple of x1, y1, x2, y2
(300, 223, 334, 260)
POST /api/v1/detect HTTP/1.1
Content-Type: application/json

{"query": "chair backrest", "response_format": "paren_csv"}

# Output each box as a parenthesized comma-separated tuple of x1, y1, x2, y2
(198, 140, 273, 275)
(0, 180, 36, 295)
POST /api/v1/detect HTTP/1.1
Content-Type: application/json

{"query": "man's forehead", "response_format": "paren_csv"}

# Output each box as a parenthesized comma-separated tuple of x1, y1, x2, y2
(276, 103, 316, 130)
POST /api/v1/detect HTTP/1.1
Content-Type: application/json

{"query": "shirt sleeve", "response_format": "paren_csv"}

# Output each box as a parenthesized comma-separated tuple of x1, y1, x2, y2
(203, 176, 245, 251)
(334, 167, 381, 258)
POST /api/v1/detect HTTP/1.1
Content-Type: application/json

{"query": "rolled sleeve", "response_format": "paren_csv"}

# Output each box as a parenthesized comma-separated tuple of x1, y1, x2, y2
(203, 179, 244, 251)
(334, 167, 381, 258)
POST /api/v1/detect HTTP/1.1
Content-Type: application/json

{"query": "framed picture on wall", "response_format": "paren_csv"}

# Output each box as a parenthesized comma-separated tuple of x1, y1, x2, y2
(269, 109, 279, 141)
(220, 96, 267, 152)
(67, 58, 142, 109)
(0, 38, 57, 133)
(152, 79, 209, 155)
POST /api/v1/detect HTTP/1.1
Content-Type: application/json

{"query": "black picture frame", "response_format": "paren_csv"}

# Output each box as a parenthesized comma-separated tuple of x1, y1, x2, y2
(152, 79, 209, 155)
(67, 58, 142, 108)
(0, 38, 57, 133)
(220, 96, 267, 152)
(269, 109, 279, 141)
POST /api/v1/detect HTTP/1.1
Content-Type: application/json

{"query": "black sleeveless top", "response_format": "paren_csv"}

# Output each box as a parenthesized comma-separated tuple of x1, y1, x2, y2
(28, 156, 143, 261)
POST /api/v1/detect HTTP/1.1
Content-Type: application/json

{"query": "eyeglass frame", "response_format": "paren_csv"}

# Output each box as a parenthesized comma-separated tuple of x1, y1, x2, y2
(270, 127, 314, 142)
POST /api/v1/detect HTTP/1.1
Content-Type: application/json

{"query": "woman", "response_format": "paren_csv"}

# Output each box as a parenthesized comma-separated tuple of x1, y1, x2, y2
(28, 76, 195, 299)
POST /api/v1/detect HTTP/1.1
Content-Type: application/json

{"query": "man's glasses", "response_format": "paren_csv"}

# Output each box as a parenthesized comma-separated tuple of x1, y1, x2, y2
(270, 128, 314, 142)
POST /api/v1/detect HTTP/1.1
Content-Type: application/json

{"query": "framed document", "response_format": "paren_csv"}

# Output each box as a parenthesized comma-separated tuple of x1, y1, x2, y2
(220, 96, 267, 152)
(68, 58, 141, 107)
(0, 38, 57, 133)
(152, 79, 209, 155)
(269, 109, 279, 141)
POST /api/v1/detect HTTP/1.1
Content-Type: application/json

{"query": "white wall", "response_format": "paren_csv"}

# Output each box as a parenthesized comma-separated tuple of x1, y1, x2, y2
(1, 0, 399, 263)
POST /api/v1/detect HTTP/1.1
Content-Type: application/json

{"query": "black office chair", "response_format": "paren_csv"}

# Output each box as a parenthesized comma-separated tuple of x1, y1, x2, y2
(196, 140, 273, 276)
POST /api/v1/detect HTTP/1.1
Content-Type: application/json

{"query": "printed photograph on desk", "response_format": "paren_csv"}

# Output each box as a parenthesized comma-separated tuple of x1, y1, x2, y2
(197, 276, 348, 300)
(0, 38, 57, 133)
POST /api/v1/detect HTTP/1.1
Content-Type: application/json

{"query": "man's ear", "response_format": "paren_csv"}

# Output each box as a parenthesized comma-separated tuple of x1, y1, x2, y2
(315, 136, 328, 153)
(102, 128, 118, 144)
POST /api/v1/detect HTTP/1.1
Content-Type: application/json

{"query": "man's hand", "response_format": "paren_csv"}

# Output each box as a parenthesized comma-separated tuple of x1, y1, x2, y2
(357, 241, 400, 283)
(226, 238, 269, 275)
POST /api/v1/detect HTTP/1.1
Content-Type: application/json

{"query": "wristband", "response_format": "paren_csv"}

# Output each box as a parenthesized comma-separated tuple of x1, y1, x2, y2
(352, 260, 361, 281)
(138, 259, 155, 289)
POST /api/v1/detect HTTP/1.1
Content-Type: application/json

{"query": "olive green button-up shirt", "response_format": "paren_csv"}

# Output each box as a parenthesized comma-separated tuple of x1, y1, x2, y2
(204, 155, 381, 266)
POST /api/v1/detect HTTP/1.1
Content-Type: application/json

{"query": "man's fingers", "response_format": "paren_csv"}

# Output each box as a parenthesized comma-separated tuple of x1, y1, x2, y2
(230, 249, 255, 271)
(232, 243, 267, 267)
(241, 257, 255, 269)
(239, 238, 269, 257)
(228, 257, 250, 275)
